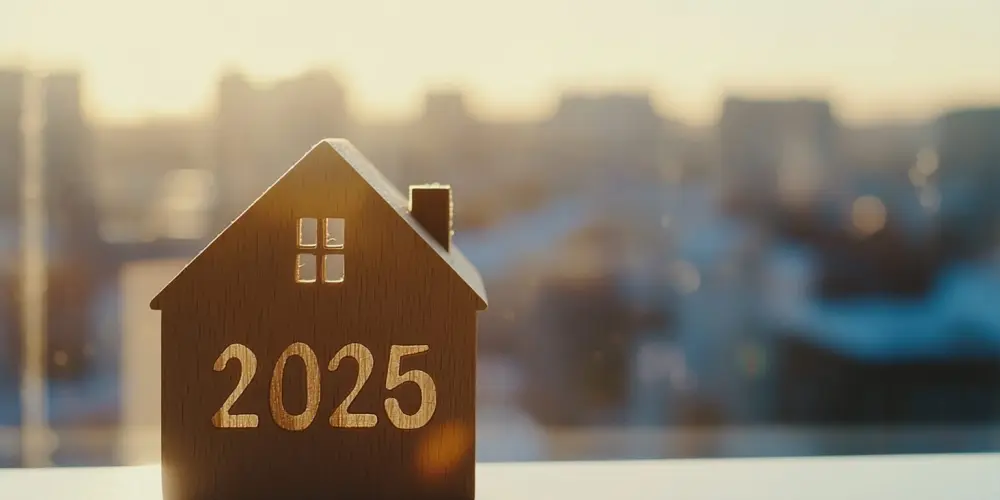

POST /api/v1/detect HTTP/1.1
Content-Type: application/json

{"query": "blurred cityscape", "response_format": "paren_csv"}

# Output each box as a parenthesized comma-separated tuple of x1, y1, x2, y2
(1, 67, 999, 467)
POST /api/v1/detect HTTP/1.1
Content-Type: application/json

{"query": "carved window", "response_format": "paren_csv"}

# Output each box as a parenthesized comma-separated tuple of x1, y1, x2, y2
(297, 218, 345, 283)
(296, 254, 316, 283)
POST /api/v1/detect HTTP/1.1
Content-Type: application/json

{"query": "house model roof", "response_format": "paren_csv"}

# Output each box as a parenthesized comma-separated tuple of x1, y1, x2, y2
(150, 139, 487, 310)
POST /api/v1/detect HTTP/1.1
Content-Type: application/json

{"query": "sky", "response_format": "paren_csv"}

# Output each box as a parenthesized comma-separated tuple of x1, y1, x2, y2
(1, 0, 999, 125)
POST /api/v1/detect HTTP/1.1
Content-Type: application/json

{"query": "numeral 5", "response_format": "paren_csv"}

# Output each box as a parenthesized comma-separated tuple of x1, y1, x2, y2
(384, 345, 437, 430)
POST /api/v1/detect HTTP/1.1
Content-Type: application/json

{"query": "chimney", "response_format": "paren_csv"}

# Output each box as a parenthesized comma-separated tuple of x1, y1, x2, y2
(409, 184, 452, 251)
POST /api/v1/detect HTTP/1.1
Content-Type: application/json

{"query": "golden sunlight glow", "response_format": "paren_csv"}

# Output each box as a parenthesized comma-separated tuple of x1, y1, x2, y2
(2, 0, 998, 123)
(415, 419, 473, 481)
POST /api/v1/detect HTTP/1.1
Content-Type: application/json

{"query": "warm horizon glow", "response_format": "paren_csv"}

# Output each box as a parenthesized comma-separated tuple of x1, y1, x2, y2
(2, 0, 999, 125)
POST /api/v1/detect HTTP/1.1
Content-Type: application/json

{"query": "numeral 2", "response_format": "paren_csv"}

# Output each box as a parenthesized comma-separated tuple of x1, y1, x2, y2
(328, 343, 378, 428)
(211, 343, 260, 429)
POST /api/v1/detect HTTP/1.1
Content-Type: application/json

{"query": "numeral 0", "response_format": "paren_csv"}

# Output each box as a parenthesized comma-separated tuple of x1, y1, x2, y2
(211, 342, 436, 431)
(270, 342, 321, 431)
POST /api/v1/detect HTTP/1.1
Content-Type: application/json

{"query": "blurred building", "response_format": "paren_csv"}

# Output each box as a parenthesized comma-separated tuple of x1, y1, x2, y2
(0, 69, 23, 223)
(760, 106, 1000, 426)
(523, 223, 639, 426)
(719, 97, 840, 214)
(401, 90, 482, 186)
(353, 90, 546, 233)
(93, 118, 215, 250)
(43, 73, 100, 249)
(399, 90, 515, 226)
(424, 90, 475, 131)
(214, 70, 353, 229)
(932, 107, 1000, 258)
(540, 92, 666, 193)
(0, 69, 24, 382)
(41, 72, 103, 379)
(840, 122, 928, 174)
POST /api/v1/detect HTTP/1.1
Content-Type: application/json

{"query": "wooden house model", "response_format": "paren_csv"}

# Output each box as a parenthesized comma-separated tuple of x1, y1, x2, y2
(151, 139, 487, 500)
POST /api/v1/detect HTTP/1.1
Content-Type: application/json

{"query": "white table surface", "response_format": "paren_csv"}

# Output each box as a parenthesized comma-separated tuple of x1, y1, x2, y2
(2, 454, 999, 499)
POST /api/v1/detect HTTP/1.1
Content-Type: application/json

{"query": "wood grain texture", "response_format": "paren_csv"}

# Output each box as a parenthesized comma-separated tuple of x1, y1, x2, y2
(152, 140, 485, 500)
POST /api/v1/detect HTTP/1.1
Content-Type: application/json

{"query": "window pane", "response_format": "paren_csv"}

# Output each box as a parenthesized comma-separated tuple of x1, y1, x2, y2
(325, 218, 345, 249)
(298, 218, 318, 248)
(323, 254, 345, 283)
(296, 254, 316, 283)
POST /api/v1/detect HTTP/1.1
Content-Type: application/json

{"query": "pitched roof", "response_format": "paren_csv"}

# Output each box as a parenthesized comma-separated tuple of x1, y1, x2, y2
(326, 140, 487, 308)
(150, 139, 487, 310)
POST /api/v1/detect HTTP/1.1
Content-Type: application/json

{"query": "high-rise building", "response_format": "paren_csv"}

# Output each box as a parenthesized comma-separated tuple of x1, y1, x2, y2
(0, 69, 24, 381)
(43, 72, 99, 246)
(718, 97, 840, 213)
(41, 71, 100, 379)
(214, 72, 258, 228)
(0, 69, 23, 225)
